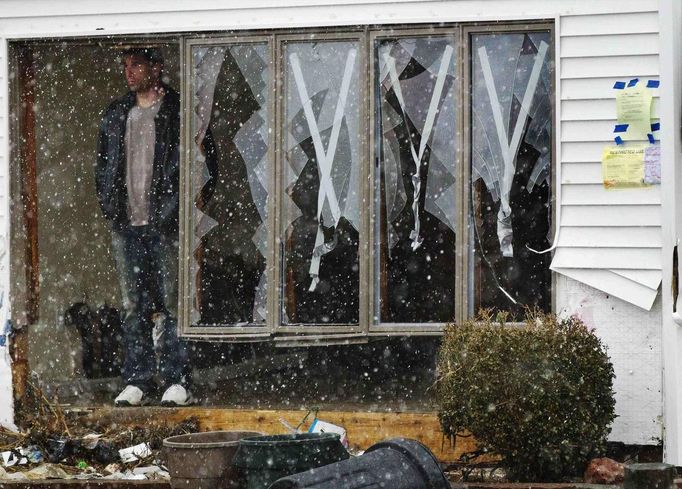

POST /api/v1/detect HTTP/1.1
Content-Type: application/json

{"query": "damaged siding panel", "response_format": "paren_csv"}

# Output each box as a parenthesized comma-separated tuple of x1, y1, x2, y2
(611, 269, 661, 289)
(552, 9, 660, 309)
(552, 248, 661, 270)
(558, 268, 659, 310)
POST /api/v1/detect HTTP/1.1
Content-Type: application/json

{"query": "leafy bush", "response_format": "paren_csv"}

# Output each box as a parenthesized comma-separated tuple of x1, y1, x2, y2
(436, 312, 615, 482)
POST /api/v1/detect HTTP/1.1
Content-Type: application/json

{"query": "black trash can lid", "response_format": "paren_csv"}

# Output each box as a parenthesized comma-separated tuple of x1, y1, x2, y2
(367, 438, 450, 489)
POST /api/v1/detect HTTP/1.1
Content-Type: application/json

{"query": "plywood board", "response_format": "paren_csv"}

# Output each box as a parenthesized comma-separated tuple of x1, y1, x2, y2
(81, 407, 482, 463)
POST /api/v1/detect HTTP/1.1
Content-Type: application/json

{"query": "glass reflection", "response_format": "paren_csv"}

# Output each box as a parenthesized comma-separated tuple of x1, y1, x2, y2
(470, 32, 553, 316)
(282, 40, 361, 325)
(374, 36, 458, 323)
(190, 43, 270, 326)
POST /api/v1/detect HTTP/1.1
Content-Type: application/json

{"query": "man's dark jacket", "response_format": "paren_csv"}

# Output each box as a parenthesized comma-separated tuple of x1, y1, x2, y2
(95, 86, 180, 236)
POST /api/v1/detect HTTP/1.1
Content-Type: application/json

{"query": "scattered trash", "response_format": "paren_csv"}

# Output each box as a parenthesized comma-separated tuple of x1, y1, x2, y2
(25, 445, 43, 463)
(132, 465, 170, 480)
(81, 433, 102, 450)
(2, 448, 28, 466)
(1, 383, 198, 482)
(104, 462, 121, 474)
(0, 469, 29, 481)
(24, 463, 69, 480)
(119, 442, 152, 463)
(279, 417, 301, 433)
(308, 418, 348, 448)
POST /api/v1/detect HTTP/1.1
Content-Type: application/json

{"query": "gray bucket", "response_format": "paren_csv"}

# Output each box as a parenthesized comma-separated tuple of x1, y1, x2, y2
(163, 430, 264, 489)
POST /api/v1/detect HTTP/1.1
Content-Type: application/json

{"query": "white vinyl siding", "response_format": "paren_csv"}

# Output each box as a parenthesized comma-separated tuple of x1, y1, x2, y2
(551, 8, 662, 310)
(0, 38, 9, 311)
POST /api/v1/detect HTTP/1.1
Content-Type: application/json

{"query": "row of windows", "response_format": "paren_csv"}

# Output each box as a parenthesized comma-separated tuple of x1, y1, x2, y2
(177, 24, 555, 338)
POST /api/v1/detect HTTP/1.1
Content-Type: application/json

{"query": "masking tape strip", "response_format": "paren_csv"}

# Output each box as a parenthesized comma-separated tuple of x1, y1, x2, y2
(384, 44, 453, 251)
(478, 41, 548, 233)
(289, 49, 357, 291)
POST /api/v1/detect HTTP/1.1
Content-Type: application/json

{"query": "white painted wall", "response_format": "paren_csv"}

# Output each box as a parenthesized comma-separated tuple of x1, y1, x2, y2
(557, 275, 662, 445)
(658, 0, 682, 465)
(0, 0, 664, 446)
(0, 37, 14, 430)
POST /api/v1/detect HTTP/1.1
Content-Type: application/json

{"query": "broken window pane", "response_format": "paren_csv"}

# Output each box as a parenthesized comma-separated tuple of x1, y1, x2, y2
(282, 40, 361, 325)
(470, 31, 553, 317)
(374, 36, 458, 324)
(189, 43, 270, 326)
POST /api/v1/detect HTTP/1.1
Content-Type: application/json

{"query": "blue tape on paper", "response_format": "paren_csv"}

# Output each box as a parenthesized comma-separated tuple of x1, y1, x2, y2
(647, 80, 660, 88)
(613, 81, 626, 89)
(648, 133, 656, 144)
(615, 136, 624, 145)
(614, 124, 629, 133)
(651, 122, 661, 131)
(628, 78, 639, 87)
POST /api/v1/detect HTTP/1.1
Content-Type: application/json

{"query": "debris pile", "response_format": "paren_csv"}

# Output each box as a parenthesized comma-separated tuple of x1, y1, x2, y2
(0, 380, 198, 481)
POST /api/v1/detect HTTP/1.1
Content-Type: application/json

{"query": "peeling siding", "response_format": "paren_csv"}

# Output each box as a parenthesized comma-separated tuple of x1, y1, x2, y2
(551, 8, 662, 310)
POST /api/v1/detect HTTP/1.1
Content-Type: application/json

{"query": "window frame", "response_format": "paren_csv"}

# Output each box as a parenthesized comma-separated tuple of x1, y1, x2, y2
(178, 21, 556, 340)
(367, 26, 464, 335)
(179, 34, 277, 339)
(462, 23, 557, 321)
(274, 30, 370, 336)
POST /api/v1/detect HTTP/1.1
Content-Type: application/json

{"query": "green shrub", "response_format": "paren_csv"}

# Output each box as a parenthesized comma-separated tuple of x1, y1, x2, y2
(436, 312, 615, 482)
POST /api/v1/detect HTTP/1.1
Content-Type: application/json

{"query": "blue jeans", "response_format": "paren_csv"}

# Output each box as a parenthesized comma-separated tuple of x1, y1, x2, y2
(111, 226, 190, 391)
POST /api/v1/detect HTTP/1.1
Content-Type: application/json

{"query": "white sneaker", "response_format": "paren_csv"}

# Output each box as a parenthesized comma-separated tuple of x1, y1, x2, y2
(114, 385, 146, 407)
(161, 384, 195, 407)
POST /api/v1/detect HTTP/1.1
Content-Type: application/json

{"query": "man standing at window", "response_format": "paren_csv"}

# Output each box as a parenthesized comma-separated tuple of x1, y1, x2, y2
(95, 47, 194, 406)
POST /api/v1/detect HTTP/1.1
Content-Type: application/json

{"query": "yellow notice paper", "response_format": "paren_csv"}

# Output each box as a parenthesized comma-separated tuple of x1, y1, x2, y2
(602, 146, 647, 189)
(616, 85, 653, 140)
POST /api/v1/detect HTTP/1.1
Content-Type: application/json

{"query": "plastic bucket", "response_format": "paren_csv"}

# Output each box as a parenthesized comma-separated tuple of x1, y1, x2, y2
(232, 433, 349, 489)
(163, 430, 264, 489)
(268, 438, 450, 489)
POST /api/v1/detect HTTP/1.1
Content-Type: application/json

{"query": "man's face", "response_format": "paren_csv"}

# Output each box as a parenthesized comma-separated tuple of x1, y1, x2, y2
(122, 54, 161, 92)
